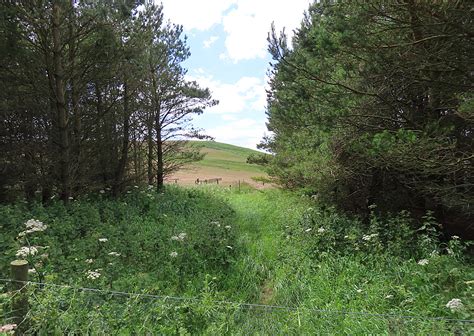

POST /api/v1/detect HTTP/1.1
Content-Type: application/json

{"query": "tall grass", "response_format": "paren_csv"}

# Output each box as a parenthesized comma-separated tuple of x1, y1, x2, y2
(0, 186, 472, 334)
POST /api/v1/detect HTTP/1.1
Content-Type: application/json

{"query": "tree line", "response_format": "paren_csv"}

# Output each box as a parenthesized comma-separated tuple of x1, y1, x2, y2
(0, 0, 216, 203)
(264, 1, 473, 236)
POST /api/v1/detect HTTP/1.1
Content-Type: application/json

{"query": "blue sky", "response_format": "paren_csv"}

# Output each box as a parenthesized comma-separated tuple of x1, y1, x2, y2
(159, 0, 312, 149)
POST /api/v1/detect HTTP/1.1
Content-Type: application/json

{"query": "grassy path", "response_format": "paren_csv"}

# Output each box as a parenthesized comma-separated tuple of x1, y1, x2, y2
(216, 188, 473, 335)
(223, 190, 309, 304)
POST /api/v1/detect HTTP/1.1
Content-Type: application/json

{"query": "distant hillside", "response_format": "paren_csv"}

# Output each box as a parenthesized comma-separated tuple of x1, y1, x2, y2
(189, 141, 264, 173)
(168, 141, 269, 187)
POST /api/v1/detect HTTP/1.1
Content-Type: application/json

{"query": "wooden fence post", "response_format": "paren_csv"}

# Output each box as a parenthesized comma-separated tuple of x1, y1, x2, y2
(10, 259, 29, 331)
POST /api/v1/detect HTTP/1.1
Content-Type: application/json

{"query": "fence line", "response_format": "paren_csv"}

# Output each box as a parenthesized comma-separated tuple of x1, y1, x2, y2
(1, 278, 473, 324)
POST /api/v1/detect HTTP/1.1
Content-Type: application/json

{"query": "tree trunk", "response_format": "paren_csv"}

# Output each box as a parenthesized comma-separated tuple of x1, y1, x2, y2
(68, 4, 81, 193)
(147, 114, 154, 186)
(155, 115, 164, 190)
(52, 1, 70, 202)
(113, 82, 130, 196)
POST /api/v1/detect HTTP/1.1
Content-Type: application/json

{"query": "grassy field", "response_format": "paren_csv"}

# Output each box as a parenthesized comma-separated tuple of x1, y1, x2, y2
(1, 186, 472, 334)
(168, 141, 269, 188)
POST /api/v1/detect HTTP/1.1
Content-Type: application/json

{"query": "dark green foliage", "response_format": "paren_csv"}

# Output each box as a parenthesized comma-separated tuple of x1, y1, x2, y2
(0, 1, 215, 201)
(246, 153, 272, 166)
(264, 1, 473, 236)
(0, 187, 237, 289)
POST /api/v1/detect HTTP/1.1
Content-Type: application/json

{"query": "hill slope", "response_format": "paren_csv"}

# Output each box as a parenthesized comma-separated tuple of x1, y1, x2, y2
(167, 141, 269, 187)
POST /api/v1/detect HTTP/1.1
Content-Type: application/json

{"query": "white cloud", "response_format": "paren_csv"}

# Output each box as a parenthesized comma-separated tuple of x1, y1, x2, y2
(221, 114, 238, 121)
(159, 0, 311, 62)
(203, 36, 219, 48)
(222, 0, 312, 62)
(206, 118, 266, 149)
(187, 72, 266, 114)
(159, 0, 234, 31)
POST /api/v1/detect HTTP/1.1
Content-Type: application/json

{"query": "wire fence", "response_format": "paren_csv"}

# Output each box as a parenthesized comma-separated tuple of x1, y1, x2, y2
(1, 278, 473, 335)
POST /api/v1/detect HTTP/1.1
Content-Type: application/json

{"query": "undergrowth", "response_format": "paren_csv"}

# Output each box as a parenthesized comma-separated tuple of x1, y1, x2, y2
(0, 186, 472, 334)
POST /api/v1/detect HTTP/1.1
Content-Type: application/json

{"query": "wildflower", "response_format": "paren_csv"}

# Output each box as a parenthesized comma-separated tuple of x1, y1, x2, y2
(211, 221, 220, 227)
(68, 196, 74, 200)
(226, 245, 233, 250)
(445, 298, 463, 311)
(99, 190, 105, 194)
(85, 259, 94, 264)
(178, 232, 187, 240)
(18, 219, 48, 236)
(305, 228, 312, 232)
(417, 259, 429, 266)
(28, 268, 36, 274)
(86, 270, 101, 280)
(317, 227, 325, 233)
(225, 225, 231, 229)
(171, 236, 179, 241)
(0, 324, 17, 333)
(344, 235, 349, 239)
(170, 251, 178, 258)
(385, 294, 393, 299)
(134, 185, 139, 188)
(16, 246, 38, 258)
(446, 248, 454, 255)
(356, 289, 363, 293)
(108, 252, 121, 257)
(98, 238, 108, 242)
(451, 235, 460, 240)
(362, 233, 378, 241)
(25, 219, 47, 231)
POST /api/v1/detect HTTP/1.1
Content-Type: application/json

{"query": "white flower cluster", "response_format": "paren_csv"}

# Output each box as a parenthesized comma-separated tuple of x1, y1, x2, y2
(417, 259, 429, 266)
(16, 246, 38, 258)
(98, 238, 108, 242)
(18, 219, 47, 237)
(169, 251, 178, 258)
(108, 252, 121, 257)
(211, 221, 221, 228)
(317, 227, 325, 233)
(446, 298, 463, 311)
(171, 232, 187, 241)
(85, 259, 94, 264)
(86, 269, 101, 280)
(362, 233, 379, 241)
(0, 324, 17, 333)
(225, 225, 231, 230)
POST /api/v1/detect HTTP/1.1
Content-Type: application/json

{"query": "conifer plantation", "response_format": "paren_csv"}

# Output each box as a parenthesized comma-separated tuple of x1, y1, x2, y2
(0, 1, 472, 334)
(0, 1, 216, 202)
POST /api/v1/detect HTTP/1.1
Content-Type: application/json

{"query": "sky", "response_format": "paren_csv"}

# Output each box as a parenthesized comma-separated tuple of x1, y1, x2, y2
(159, 0, 312, 150)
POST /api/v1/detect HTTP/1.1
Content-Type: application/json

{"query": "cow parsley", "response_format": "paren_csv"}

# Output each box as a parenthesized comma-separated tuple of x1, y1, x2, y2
(16, 246, 39, 258)
(446, 298, 463, 311)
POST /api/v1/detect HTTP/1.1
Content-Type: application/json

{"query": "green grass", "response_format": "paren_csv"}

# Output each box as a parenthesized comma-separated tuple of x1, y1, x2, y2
(189, 141, 265, 173)
(1, 186, 472, 334)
